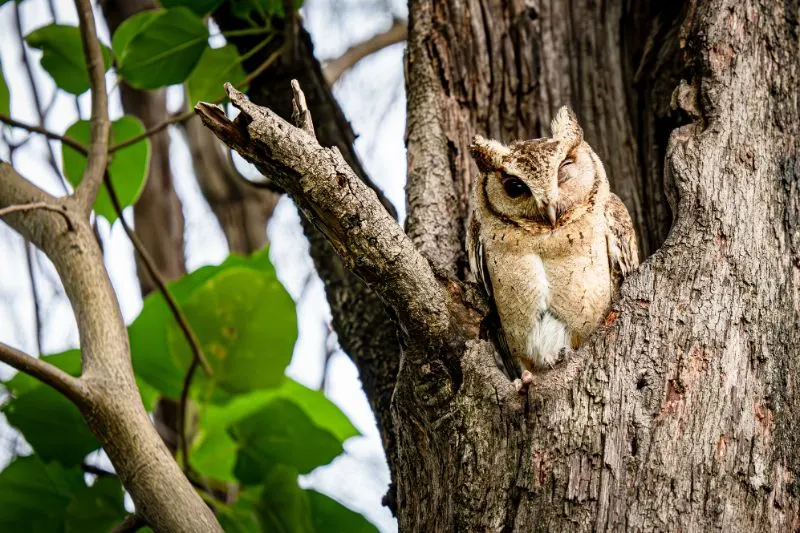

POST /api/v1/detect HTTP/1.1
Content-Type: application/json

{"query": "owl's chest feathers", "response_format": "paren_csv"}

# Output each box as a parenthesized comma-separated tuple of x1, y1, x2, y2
(482, 209, 612, 369)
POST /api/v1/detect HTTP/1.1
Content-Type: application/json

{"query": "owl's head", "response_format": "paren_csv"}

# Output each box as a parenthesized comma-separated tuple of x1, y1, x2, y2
(470, 106, 601, 227)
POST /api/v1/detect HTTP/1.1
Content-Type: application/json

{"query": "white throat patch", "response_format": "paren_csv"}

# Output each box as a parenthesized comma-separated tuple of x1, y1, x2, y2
(525, 254, 570, 367)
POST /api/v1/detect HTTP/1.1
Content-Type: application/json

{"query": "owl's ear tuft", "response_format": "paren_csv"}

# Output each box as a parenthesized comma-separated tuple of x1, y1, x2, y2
(470, 135, 510, 172)
(550, 106, 583, 145)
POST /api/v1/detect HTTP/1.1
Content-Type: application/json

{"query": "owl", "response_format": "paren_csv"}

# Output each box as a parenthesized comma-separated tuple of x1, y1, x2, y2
(468, 106, 638, 388)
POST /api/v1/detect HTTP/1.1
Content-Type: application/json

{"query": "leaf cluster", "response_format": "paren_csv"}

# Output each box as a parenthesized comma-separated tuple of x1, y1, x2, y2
(0, 249, 376, 531)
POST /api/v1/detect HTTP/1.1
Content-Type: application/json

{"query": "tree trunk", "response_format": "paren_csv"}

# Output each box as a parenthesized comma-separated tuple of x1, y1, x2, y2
(392, 0, 800, 530)
(198, 0, 799, 530)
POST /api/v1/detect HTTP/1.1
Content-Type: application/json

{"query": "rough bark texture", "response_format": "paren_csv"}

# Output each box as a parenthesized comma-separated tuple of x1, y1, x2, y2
(202, 0, 800, 530)
(405, 0, 689, 261)
(391, 0, 800, 530)
(212, 9, 404, 477)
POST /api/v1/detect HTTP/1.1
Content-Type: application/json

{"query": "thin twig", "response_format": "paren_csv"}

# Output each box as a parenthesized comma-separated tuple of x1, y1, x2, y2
(13, 3, 70, 194)
(24, 243, 43, 355)
(110, 514, 146, 533)
(0, 342, 86, 404)
(323, 21, 407, 85)
(109, 47, 285, 154)
(81, 462, 115, 477)
(4, 133, 46, 356)
(102, 173, 212, 377)
(73, 0, 110, 214)
(0, 113, 87, 155)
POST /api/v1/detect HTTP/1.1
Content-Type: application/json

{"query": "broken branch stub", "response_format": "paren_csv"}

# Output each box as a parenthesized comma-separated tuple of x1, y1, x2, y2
(195, 83, 452, 347)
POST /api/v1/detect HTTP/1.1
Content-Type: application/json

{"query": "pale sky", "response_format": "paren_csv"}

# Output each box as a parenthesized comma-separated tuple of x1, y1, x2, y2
(0, 0, 407, 530)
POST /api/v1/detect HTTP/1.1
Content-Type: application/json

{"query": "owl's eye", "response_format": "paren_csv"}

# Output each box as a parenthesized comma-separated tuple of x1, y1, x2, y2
(501, 176, 530, 198)
(558, 158, 575, 184)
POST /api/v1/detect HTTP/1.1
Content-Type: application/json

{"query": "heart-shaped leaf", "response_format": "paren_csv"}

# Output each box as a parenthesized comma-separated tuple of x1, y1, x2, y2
(62, 116, 150, 223)
(25, 24, 112, 95)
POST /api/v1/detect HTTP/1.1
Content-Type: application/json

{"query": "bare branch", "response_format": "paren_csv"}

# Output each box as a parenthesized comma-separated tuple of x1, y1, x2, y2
(73, 0, 110, 213)
(291, 79, 315, 136)
(0, 113, 88, 155)
(0, 342, 87, 404)
(12, 2, 70, 193)
(0, 162, 223, 532)
(323, 21, 407, 85)
(81, 462, 115, 477)
(196, 84, 452, 342)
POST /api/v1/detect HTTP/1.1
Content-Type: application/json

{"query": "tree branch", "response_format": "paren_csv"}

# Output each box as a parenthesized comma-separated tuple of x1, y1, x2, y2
(12, 2, 70, 194)
(0, 163, 223, 531)
(73, 0, 110, 213)
(109, 47, 284, 154)
(0, 342, 86, 404)
(323, 21, 407, 85)
(0, 113, 88, 155)
(196, 83, 451, 342)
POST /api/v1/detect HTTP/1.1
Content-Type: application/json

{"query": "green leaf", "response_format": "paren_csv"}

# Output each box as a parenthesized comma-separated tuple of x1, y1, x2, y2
(167, 267, 296, 401)
(111, 10, 159, 61)
(254, 466, 314, 533)
(307, 491, 378, 533)
(0, 59, 9, 116)
(116, 7, 209, 89)
(65, 477, 126, 533)
(0, 456, 84, 532)
(232, 398, 343, 484)
(1, 350, 97, 467)
(130, 248, 293, 400)
(3, 386, 99, 467)
(230, 0, 295, 20)
(160, 0, 224, 16)
(25, 24, 112, 95)
(191, 379, 357, 481)
(62, 116, 150, 223)
(186, 44, 247, 106)
(217, 487, 262, 533)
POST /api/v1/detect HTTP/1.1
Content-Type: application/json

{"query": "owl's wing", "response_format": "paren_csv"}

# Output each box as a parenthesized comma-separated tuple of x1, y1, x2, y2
(468, 217, 520, 380)
(605, 193, 640, 289)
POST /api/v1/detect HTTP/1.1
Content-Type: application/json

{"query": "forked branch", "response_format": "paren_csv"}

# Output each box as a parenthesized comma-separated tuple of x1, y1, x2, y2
(195, 83, 452, 344)
(73, 0, 110, 213)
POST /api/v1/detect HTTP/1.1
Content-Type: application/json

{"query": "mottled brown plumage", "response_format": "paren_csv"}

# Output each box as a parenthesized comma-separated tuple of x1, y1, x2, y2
(468, 107, 639, 377)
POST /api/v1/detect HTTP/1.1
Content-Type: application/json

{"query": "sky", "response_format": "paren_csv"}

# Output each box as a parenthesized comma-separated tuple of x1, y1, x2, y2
(0, 0, 408, 530)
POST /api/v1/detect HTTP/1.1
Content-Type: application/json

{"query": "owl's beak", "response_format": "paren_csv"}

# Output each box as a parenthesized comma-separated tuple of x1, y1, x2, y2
(544, 203, 557, 227)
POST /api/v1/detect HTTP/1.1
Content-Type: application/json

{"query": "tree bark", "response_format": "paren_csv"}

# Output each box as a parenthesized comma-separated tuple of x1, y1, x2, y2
(393, 0, 800, 530)
(201, 0, 800, 530)
(211, 10, 404, 488)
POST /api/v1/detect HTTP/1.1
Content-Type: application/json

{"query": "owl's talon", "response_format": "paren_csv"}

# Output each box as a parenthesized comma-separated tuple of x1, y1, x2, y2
(513, 370, 534, 393)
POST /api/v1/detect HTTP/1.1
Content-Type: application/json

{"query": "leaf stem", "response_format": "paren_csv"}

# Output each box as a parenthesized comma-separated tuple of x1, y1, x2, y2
(218, 26, 271, 38)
